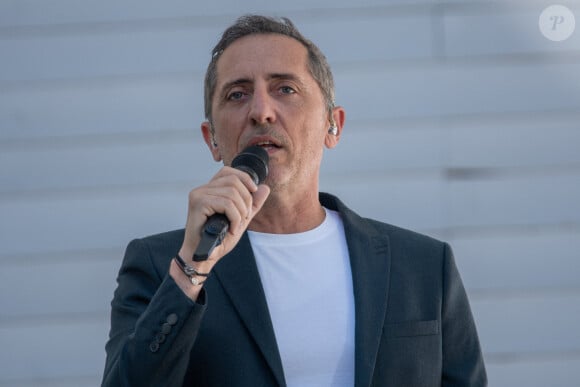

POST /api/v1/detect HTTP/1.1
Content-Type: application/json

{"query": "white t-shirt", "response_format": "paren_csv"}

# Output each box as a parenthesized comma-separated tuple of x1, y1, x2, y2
(248, 208, 355, 387)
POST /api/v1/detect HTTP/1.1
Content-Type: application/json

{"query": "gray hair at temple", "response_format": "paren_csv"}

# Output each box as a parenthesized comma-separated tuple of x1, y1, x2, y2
(204, 14, 336, 122)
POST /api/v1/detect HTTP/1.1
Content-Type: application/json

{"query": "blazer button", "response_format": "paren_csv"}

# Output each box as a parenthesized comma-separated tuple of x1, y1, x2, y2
(149, 341, 160, 353)
(161, 323, 172, 335)
(155, 333, 166, 344)
(167, 313, 178, 325)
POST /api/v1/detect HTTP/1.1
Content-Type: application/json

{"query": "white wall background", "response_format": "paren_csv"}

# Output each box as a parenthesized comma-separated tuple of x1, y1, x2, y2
(1, 1, 579, 386)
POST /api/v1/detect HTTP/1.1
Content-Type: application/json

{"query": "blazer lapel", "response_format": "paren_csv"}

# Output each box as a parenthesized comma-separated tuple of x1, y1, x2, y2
(213, 233, 286, 387)
(324, 194, 392, 387)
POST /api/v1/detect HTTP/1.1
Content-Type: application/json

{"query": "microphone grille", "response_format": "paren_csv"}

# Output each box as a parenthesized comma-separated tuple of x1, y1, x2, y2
(231, 146, 269, 184)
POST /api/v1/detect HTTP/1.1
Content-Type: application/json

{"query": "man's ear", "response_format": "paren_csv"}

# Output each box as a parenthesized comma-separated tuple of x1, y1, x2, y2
(201, 121, 222, 162)
(325, 106, 346, 149)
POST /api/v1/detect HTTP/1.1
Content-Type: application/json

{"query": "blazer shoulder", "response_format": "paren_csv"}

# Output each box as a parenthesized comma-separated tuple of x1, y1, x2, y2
(351, 216, 451, 275)
(322, 192, 446, 252)
(379, 219, 442, 245)
(130, 228, 185, 252)
(359, 215, 446, 251)
(123, 229, 185, 276)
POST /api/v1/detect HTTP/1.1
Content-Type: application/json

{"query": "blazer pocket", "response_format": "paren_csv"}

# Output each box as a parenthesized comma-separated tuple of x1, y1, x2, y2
(385, 320, 440, 338)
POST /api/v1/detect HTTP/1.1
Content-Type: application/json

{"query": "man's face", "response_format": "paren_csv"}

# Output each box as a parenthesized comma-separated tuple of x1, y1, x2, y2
(203, 33, 338, 193)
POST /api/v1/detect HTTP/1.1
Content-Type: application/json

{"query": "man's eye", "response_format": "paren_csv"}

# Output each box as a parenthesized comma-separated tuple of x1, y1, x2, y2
(227, 91, 245, 100)
(280, 86, 296, 94)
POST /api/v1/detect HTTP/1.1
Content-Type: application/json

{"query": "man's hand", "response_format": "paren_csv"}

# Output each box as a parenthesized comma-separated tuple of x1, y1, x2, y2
(170, 166, 270, 300)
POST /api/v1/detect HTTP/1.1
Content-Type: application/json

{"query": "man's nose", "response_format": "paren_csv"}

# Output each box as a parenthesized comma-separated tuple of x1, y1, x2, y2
(249, 88, 276, 125)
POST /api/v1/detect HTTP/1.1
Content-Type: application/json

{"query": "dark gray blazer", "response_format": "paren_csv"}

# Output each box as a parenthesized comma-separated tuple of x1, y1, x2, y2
(102, 193, 487, 386)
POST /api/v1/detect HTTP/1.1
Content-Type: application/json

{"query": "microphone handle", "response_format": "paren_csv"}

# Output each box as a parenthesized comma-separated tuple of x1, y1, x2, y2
(193, 213, 229, 261)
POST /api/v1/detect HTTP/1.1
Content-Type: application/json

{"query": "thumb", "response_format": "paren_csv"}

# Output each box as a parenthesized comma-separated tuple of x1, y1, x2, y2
(251, 184, 271, 215)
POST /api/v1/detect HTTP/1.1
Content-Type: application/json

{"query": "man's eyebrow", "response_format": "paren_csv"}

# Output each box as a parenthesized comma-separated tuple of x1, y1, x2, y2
(269, 73, 299, 81)
(220, 73, 303, 94)
(269, 73, 307, 88)
(219, 78, 252, 96)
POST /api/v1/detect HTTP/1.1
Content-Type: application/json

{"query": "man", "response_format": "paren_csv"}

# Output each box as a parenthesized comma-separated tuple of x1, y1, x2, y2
(102, 15, 487, 387)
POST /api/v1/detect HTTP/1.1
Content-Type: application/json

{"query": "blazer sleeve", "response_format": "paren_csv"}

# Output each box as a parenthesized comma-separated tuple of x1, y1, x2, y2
(441, 242, 487, 386)
(101, 238, 207, 387)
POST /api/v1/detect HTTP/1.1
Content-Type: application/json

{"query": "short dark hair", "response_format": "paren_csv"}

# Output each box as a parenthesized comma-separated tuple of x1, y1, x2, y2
(204, 14, 335, 122)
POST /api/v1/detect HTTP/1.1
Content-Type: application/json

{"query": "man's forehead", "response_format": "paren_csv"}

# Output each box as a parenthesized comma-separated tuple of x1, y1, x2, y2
(215, 34, 309, 79)
(220, 33, 306, 55)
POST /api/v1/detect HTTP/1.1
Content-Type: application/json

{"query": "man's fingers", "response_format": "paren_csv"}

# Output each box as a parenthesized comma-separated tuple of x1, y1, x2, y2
(252, 184, 271, 214)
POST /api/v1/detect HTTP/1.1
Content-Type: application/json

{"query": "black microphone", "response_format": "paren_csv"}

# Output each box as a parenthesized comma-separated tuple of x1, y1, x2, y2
(193, 145, 269, 261)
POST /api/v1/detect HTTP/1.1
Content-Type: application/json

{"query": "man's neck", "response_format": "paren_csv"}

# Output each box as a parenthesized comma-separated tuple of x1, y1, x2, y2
(249, 190, 325, 234)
